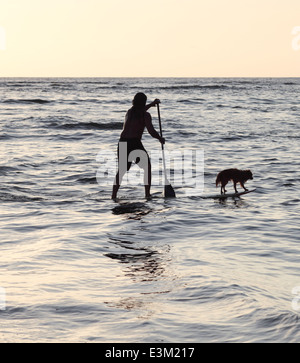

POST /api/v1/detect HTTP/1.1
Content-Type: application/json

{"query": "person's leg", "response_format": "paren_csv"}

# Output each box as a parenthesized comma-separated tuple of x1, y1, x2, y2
(111, 163, 131, 199)
(112, 171, 120, 199)
(111, 140, 130, 199)
(138, 150, 151, 198)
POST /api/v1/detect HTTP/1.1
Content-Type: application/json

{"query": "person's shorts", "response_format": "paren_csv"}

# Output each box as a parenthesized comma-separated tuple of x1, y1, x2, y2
(118, 138, 150, 171)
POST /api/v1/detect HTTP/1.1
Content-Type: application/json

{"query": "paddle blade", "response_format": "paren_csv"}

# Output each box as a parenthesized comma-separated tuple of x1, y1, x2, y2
(164, 184, 176, 198)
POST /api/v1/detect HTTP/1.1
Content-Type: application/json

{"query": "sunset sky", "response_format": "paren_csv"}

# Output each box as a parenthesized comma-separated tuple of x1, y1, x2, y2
(1, 0, 300, 77)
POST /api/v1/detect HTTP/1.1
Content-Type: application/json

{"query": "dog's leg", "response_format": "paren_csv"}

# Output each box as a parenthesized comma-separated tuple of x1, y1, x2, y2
(234, 182, 238, 194)
(240, 182, 248, 192)
(221, 184, 226, 194)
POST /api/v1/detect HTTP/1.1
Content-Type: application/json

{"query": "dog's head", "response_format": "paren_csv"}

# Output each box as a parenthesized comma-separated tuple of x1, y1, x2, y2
(244, 170, 253, 180)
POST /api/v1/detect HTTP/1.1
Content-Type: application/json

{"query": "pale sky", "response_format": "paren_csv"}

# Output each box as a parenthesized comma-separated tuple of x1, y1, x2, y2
(1, 0, 300, 77)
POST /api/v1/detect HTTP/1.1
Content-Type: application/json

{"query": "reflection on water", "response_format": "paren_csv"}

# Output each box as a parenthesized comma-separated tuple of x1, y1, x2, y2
(106, 234, 171, 283)
(104, 203, 176, 318)
(105, 297, 158, 320)
(215, 197, 250, 208)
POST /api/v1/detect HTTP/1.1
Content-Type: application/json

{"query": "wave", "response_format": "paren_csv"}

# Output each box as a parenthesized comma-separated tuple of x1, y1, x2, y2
(249, 97, 275, 104)
(2, 83, 31, 88)
(177, 98, 206, 104)
(77, 177, 98, 184)
(0, 192, 43, 202)
(0, 134, 13, 140)
(0, 81, 44, 89)
(220, 135, 246, 141)
(158, 84, 229, 91)
(51, 121, 123, 130)
(255, 310, 300, 342)
(50, 82, 76, 89)
(0, 166, 18, 175)
(65, 173, 98, 184)
(3, 98, 52, 104)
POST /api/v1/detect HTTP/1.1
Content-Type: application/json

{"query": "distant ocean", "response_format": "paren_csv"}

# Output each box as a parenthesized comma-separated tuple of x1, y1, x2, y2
(0, 77, 299, 342)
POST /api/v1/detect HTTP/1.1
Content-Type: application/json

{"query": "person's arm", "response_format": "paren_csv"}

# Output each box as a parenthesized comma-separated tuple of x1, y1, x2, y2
(145, 99, 160, 111)
(145, 113, 165, 144)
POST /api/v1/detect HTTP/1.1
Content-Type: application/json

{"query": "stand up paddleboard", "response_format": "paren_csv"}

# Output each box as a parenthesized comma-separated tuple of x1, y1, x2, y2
(204, 188, 256, 199)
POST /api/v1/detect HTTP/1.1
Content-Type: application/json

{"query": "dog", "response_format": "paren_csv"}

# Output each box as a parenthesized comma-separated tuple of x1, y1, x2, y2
(216, 168, 253, 194)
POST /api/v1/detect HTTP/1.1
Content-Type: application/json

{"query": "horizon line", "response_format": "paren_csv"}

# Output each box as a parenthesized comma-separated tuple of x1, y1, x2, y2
(1, 76, 300, 79)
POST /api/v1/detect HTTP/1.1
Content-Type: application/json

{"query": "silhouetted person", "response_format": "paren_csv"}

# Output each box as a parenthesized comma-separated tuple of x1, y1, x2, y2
(112, 93, 164, 199)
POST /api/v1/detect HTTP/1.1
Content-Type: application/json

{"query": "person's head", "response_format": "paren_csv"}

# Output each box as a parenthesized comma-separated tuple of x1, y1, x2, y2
(132, 92, 147, 109)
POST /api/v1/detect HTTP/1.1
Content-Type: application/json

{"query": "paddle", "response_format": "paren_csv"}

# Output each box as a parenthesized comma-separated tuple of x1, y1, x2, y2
(157, 103, 176, 198)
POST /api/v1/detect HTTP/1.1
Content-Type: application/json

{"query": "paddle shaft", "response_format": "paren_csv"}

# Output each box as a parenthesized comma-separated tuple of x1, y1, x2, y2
(157, 103, 164, 143)
(157, 104, 169, 183)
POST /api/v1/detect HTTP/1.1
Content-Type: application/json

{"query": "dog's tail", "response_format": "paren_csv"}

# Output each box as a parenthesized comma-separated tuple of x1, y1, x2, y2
(216, 174, 221, 187)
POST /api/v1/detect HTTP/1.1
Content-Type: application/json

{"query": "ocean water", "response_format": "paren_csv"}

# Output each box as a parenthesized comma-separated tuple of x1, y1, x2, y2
(0, 77, 299, 343)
